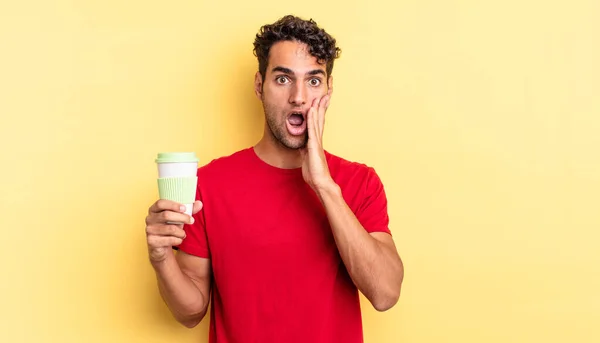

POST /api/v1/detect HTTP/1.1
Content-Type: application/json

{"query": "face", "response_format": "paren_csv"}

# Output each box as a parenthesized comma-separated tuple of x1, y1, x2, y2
(254, 40, 333, 149)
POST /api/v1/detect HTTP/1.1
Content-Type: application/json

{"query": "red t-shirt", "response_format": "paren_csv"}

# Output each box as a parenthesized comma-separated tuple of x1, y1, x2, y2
(177, 147, 391, 343)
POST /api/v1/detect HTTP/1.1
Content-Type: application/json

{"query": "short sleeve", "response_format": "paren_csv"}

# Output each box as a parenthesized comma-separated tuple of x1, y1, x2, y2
(356, 167, 392, 235)
(174, 182, 211, 258)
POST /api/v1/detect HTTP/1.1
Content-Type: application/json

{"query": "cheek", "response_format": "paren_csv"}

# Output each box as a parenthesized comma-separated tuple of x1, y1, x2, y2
(262, 97, 284, 120)
(263, 88, 289, 107)
(263, 87, 286, 103)
(307, 88, 326, 104)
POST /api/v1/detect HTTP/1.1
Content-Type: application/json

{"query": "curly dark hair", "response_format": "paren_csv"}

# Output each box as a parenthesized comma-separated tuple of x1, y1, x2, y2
(253, 15, 341, 81)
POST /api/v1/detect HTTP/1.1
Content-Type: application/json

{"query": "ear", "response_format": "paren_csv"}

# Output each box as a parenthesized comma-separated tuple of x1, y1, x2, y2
(254, 71, 263, 100)
(327, 75, 333, 97)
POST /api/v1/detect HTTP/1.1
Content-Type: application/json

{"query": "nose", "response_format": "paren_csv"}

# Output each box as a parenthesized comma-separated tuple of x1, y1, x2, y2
(288, 82, 307, 106)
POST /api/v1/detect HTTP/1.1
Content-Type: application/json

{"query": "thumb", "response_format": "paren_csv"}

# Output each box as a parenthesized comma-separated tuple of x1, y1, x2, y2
(300, 147, 308, 160)
(192, 200, 203, 214)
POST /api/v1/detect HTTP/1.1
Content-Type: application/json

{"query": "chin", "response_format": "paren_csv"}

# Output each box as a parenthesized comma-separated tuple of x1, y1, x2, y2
(267, 121, 307, 149)
(281, 136, 307, 150)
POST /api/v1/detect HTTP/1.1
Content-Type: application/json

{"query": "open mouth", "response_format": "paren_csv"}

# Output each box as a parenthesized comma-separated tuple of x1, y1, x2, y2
(286, 111, 307, 136)
(288, 112, 305, 126)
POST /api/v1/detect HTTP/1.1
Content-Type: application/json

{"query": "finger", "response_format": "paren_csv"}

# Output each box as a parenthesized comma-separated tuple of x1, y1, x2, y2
(154, 210, 194, 225)
(192, 200, 203, 215)
(306, 106, 316, 140)
(147, 235, 183, 248)
(318, 95, 329, 137)
(146, 224, 186, 239)
(313, 97, 323, 143)
(149, 199, 186, 214)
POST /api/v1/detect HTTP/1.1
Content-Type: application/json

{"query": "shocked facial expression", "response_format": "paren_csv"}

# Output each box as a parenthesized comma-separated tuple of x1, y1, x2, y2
(255, 40, 333, 149)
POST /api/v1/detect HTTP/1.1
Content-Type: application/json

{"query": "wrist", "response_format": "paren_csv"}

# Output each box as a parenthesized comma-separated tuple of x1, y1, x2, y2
(149, 248, 175, 268)
(314, 179, 341, 200)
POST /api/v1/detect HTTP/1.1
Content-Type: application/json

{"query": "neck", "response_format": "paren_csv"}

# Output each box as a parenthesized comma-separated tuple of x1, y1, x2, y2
(253, 126, 303, 169)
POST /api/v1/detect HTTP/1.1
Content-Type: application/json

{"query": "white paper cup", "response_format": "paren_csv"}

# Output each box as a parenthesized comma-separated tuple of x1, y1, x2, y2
(155, 152, 199, 216)
(157, 162, 198, 178)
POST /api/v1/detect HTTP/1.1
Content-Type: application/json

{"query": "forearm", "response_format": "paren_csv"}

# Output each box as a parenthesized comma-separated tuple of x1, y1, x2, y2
(316, 182, 403, 311)
(151, 250, 208, 327)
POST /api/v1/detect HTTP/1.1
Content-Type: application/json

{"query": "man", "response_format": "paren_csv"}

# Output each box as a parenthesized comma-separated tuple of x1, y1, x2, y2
(145, 15, 404, 343)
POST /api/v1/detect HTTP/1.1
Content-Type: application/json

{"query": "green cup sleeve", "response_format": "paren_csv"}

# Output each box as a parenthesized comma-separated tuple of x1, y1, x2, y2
(157, 176, 198, 204)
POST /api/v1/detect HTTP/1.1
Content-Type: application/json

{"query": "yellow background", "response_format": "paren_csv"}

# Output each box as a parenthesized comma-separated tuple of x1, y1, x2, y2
(1, 1, 598, 342)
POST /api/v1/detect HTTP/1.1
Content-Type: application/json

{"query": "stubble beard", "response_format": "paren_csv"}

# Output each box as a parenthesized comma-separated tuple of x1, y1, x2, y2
(263, 102, 308, 150)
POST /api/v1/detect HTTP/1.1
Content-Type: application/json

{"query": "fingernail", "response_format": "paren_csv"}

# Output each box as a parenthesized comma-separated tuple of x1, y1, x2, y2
(180, 205, 186, 212)
(190, 217, 195, 224)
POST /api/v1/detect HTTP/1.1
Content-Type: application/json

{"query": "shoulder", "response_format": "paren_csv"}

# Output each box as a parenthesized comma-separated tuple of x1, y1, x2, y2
(197, 147, 253, 178)
(325, 151, 384, 192)
(326, 150, 379, 178)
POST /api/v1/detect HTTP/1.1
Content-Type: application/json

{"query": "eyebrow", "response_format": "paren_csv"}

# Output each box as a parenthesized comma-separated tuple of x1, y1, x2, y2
(271, 66, 326, 77)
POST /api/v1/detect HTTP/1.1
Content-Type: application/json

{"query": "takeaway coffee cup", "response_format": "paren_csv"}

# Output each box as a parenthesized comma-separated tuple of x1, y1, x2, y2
(155, 152, 199, 216)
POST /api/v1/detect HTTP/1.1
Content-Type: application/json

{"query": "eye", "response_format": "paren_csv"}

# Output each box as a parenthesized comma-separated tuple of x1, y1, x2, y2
(276, 76, 290, 84)
(309, 78, 321, 87)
